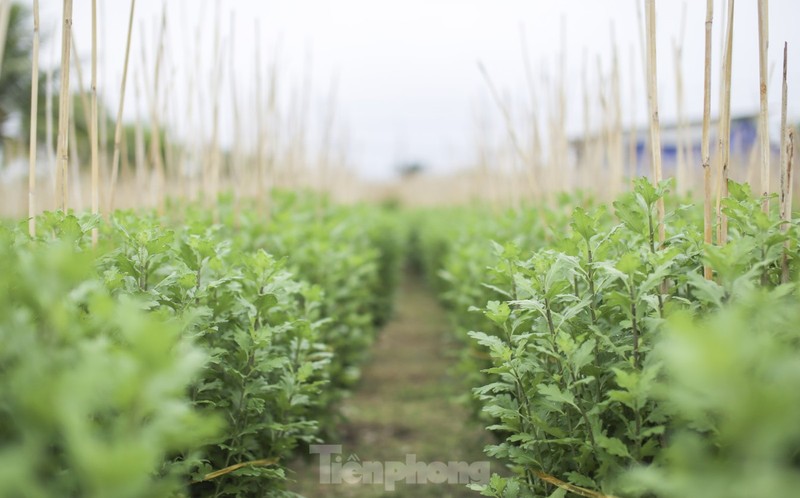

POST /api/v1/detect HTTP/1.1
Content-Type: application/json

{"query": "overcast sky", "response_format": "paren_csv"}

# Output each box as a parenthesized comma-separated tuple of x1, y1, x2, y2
(38, 0, 800, 180)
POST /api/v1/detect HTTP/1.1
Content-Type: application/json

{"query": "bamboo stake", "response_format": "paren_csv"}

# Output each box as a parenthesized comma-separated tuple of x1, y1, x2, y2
(55, 0, 74, 212)
(635, 0, 651, 176)
(757, 0, 770, 212)
(779, 43, 789, 209)
(108, 0, 136, 212)
(90, 0, 99, 246)
(28, 0, 40, 236)
(716, 0, 735, 246)
(702, 0, 714, 280)
(781, 128, 794, 283)
(779, 43, 792, 283)
(644, 0, 664, 244)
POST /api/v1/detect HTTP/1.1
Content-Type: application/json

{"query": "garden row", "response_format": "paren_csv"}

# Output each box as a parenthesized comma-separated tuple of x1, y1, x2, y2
(414, 180, 800, 498)
(0, 192, 403, 498)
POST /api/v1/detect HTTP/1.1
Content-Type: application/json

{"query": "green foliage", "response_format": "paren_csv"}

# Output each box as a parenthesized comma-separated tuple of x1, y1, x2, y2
(0, 230, 217, 498)
(417, 181, 800, 497)
(100, 214, 331, 495)
(0, 191, 403, 497)
(621, 287, 800, 498)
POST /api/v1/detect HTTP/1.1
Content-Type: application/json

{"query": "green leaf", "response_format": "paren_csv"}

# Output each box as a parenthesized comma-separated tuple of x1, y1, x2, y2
(537, 383, 577, 409)
(597, 435, 632, 459)
(485, 301, 511, 325)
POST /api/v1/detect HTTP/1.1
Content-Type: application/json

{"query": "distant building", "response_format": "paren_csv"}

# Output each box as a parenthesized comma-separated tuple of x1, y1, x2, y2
(570, 113, 761, 176)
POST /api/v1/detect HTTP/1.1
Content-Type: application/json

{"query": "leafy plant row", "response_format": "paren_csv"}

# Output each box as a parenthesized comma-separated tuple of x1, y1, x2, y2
(0, 192, 404, 498)
(414, 180, 800, 498)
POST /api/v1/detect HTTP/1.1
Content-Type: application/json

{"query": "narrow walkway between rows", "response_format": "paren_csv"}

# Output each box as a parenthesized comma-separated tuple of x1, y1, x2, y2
(289, 270, 493, 497)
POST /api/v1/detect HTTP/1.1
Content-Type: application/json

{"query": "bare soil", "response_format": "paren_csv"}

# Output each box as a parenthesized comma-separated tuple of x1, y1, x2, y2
(288, 271, 495, 497)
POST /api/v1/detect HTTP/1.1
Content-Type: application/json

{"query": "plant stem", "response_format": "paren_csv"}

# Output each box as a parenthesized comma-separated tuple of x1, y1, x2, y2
(630, 282, 640, 370)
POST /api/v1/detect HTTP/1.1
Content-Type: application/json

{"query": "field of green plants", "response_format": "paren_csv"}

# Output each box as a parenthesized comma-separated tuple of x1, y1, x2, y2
(2, 1, 799, 495)
(414, 180, 800, 497)
(0, 192, 404, 497)
(2, 180, 799, 497)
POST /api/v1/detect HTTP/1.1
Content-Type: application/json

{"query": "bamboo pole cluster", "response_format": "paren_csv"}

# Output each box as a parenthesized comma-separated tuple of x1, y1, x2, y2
(3, 1, 798, 217)
(11, 0, 359, 226)
(464, 0, 797, 255)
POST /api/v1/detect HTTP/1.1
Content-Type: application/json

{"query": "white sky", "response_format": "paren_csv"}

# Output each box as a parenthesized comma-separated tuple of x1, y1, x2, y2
(38, 0, 800, 180)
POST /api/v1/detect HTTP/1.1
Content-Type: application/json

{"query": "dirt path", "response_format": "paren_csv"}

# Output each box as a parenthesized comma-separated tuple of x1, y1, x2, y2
(288, 271, 494, 497)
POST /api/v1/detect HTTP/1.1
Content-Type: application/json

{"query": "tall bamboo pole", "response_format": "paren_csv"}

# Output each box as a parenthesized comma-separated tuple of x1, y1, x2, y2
(644, 0, 664, 244)
(55, 0, 74, 212)
(108, 0, 136, 212)
(90, 0, 99, 246)
(781, 129, 794, 284)
(702, 0, 714, 280)
(779, 43, 792, 283)
(716, 0, 735, 246)
(757, 0, 770, 212)
(28, 0, 40, 236)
